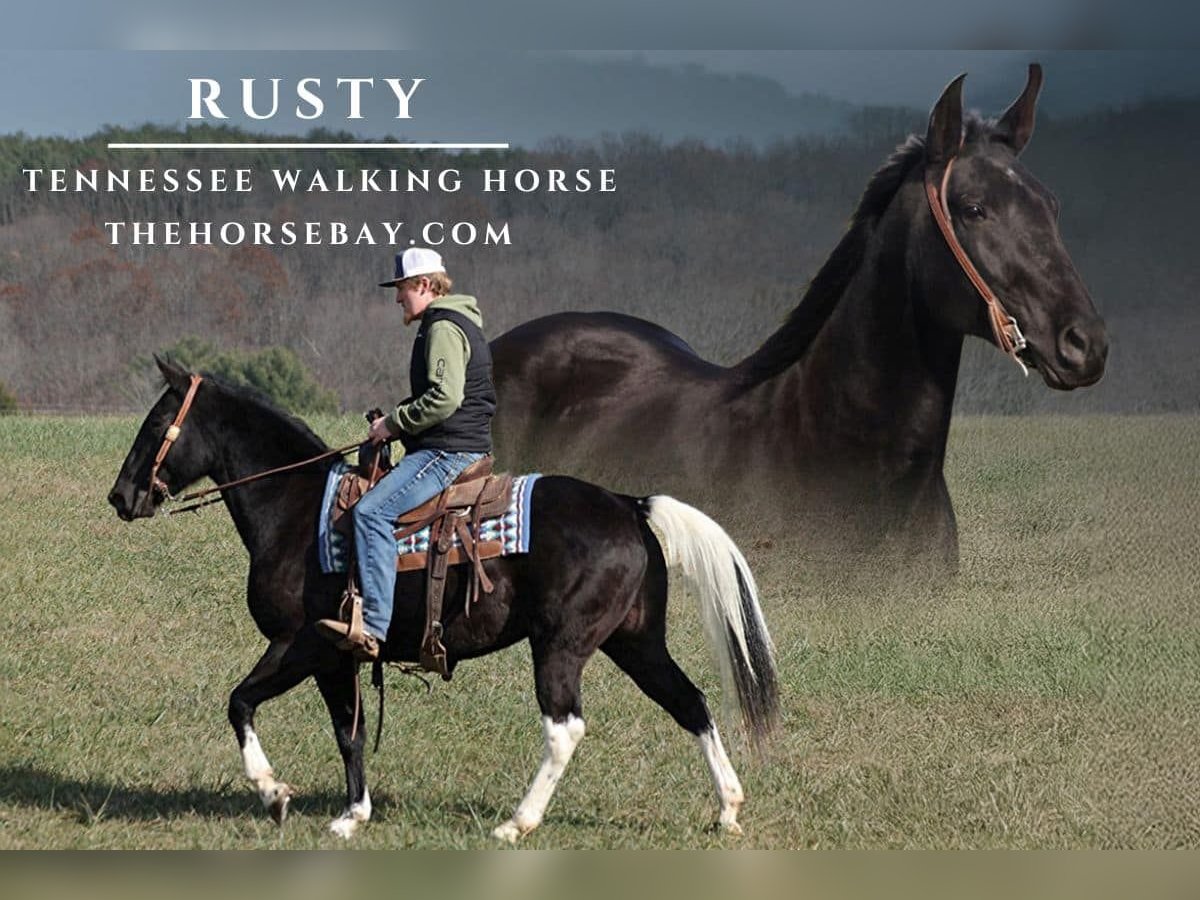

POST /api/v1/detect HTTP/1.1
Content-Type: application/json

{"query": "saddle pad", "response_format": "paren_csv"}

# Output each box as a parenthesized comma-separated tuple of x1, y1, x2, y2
(318, 461, 540, 575)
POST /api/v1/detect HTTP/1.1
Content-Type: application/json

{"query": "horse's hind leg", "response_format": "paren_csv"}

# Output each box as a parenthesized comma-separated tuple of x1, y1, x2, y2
(315, 663, 370, 839)
(602, 632, 745, 835)
(228, 635, 323, 824)
(493, 646, 588, 844)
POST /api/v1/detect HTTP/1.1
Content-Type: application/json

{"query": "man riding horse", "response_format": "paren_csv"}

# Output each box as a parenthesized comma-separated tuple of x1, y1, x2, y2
(317, 248, 496, 661)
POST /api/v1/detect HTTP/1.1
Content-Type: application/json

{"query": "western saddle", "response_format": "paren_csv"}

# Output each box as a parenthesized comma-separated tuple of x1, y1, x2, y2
(332, 447, 512, 679)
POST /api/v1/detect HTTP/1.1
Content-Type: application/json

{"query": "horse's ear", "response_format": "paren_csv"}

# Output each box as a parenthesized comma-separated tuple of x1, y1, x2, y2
(926, 73, 967, 166)
(995, 62, 1043, 155)
(155, 354, 192, 394)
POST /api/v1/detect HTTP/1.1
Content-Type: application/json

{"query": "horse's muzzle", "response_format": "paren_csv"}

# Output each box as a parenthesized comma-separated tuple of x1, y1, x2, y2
(1050, 318, 1109, 389)
(109, 485, 153, 521)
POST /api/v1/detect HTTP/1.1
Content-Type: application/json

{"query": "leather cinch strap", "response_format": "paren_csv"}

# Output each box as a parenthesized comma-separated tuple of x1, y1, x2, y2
(925, 158, 1029, 375)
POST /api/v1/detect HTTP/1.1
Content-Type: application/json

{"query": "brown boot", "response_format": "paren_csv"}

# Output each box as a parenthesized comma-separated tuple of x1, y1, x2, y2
(315, 618, 382, 662)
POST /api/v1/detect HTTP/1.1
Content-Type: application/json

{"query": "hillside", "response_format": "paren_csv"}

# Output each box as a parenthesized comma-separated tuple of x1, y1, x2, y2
(1, 99, 1197, 414)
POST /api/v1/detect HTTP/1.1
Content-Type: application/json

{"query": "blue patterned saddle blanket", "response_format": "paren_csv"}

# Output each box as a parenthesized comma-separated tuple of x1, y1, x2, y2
(317, 461, 540, 575)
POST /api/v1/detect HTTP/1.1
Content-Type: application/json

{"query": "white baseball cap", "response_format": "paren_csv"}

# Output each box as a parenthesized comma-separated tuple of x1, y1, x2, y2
(379, 248, 446, 287)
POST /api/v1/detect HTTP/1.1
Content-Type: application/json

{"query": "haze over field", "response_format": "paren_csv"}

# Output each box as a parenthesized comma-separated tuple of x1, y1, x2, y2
(1, 50, 1197, 415)
(2, 94, 1197, 415)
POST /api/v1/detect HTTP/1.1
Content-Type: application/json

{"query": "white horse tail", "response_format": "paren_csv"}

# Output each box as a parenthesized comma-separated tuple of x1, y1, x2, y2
(642, 495, 779, 749)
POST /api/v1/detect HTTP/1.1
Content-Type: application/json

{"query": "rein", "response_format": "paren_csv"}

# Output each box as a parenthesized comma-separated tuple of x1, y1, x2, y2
(149, 374, 362, 515)
(149, 374, 417, 752)
(166, 443, 361, 515)
(925, 156, 1029, 376)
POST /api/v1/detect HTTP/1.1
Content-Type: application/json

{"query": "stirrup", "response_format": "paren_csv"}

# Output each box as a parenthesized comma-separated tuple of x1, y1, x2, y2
(420, 622, 451, 681)
(350, 632, 381, 663)
(338, 587, 366, 647)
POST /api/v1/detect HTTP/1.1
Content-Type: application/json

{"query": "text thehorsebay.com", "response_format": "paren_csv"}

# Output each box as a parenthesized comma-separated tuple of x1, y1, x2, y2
(22, 167, 617, 247)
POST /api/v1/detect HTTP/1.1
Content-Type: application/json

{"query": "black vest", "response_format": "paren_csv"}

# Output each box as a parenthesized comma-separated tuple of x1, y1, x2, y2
(407, 306, 496, 453)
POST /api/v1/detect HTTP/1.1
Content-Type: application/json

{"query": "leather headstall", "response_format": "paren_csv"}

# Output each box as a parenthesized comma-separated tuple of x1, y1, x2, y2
(148, 374, 203, 500)
(924, 156, 1029, 376)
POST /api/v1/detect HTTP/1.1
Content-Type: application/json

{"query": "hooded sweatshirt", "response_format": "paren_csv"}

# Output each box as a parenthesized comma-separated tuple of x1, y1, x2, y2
(386, 294, 495, 452)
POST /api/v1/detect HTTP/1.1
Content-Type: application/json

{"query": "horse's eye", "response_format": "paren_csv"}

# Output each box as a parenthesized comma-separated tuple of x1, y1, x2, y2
(962, 203, 987, 221)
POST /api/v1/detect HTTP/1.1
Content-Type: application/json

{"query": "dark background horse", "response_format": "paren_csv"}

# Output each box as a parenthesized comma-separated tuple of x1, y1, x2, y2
(490, 66, 1107, 574)
(107, 358, 778, 841)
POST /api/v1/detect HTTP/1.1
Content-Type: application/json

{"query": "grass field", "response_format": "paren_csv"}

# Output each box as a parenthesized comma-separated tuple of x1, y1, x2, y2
(1, 413, 1197, 848)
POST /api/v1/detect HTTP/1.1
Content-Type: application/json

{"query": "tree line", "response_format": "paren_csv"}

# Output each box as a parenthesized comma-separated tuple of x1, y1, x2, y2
(1, 101, 1196, 415)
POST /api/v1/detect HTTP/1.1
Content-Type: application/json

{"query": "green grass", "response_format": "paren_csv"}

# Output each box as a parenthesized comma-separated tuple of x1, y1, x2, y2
(1, 414, 1197, 848)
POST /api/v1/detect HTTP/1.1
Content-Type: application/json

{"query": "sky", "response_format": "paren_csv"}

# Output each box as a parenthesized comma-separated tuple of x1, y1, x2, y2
(4, 0, 1196, 51)
(1, 51, 1197, 147)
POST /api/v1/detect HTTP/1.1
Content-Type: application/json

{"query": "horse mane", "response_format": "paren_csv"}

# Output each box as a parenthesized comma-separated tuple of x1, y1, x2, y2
(169, 371, 330, 455)
(734, 130, 939, 384)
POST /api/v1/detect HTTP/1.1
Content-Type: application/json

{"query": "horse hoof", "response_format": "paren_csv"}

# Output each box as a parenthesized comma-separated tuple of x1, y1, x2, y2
(492, 820, 527, 844)
(329, 816, 359, 840)
(718, 818, 743, 837)
(267, 784, 294, 826)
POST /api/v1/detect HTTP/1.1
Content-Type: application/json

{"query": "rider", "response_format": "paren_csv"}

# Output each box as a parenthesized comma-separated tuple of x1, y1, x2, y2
(317, 247, 496, 661)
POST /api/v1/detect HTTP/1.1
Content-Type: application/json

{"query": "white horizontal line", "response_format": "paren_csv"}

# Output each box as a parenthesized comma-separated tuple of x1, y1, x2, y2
(107, 142, 510, 150)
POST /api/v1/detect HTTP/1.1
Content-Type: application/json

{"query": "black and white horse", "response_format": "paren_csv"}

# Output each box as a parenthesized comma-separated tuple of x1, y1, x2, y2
(108, 358, 779, 841)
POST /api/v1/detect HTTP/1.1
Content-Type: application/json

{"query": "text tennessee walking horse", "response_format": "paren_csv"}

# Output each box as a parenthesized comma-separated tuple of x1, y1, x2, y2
(490, 65, 1108, 572)
(108, 357, 778, 842)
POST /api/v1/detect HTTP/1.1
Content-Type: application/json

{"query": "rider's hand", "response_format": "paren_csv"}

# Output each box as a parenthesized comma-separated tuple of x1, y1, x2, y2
(368, 415, 392, 445)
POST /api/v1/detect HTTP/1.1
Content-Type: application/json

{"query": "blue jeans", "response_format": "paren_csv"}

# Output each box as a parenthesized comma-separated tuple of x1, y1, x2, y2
(354, 448, 485, 641)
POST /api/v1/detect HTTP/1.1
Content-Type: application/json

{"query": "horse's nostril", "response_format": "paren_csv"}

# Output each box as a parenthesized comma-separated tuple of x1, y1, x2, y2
(1058, 324, 1090, 368)
(1064, 326, 1087, 353)
(108, 489, 127, 514)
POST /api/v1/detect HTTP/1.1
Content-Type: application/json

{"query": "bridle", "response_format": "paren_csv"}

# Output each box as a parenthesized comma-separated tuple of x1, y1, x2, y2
(925, 155, 1030, 376)
(147, 373, 203, 502)
(145, 373, 361, 515)
(140, 375, 400, 742)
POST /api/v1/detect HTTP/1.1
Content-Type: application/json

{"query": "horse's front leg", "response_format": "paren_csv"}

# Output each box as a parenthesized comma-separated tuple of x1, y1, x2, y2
(882, 467, 959, 580)
(228, 634, 324, 824)
(315, 663, 371, 839)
